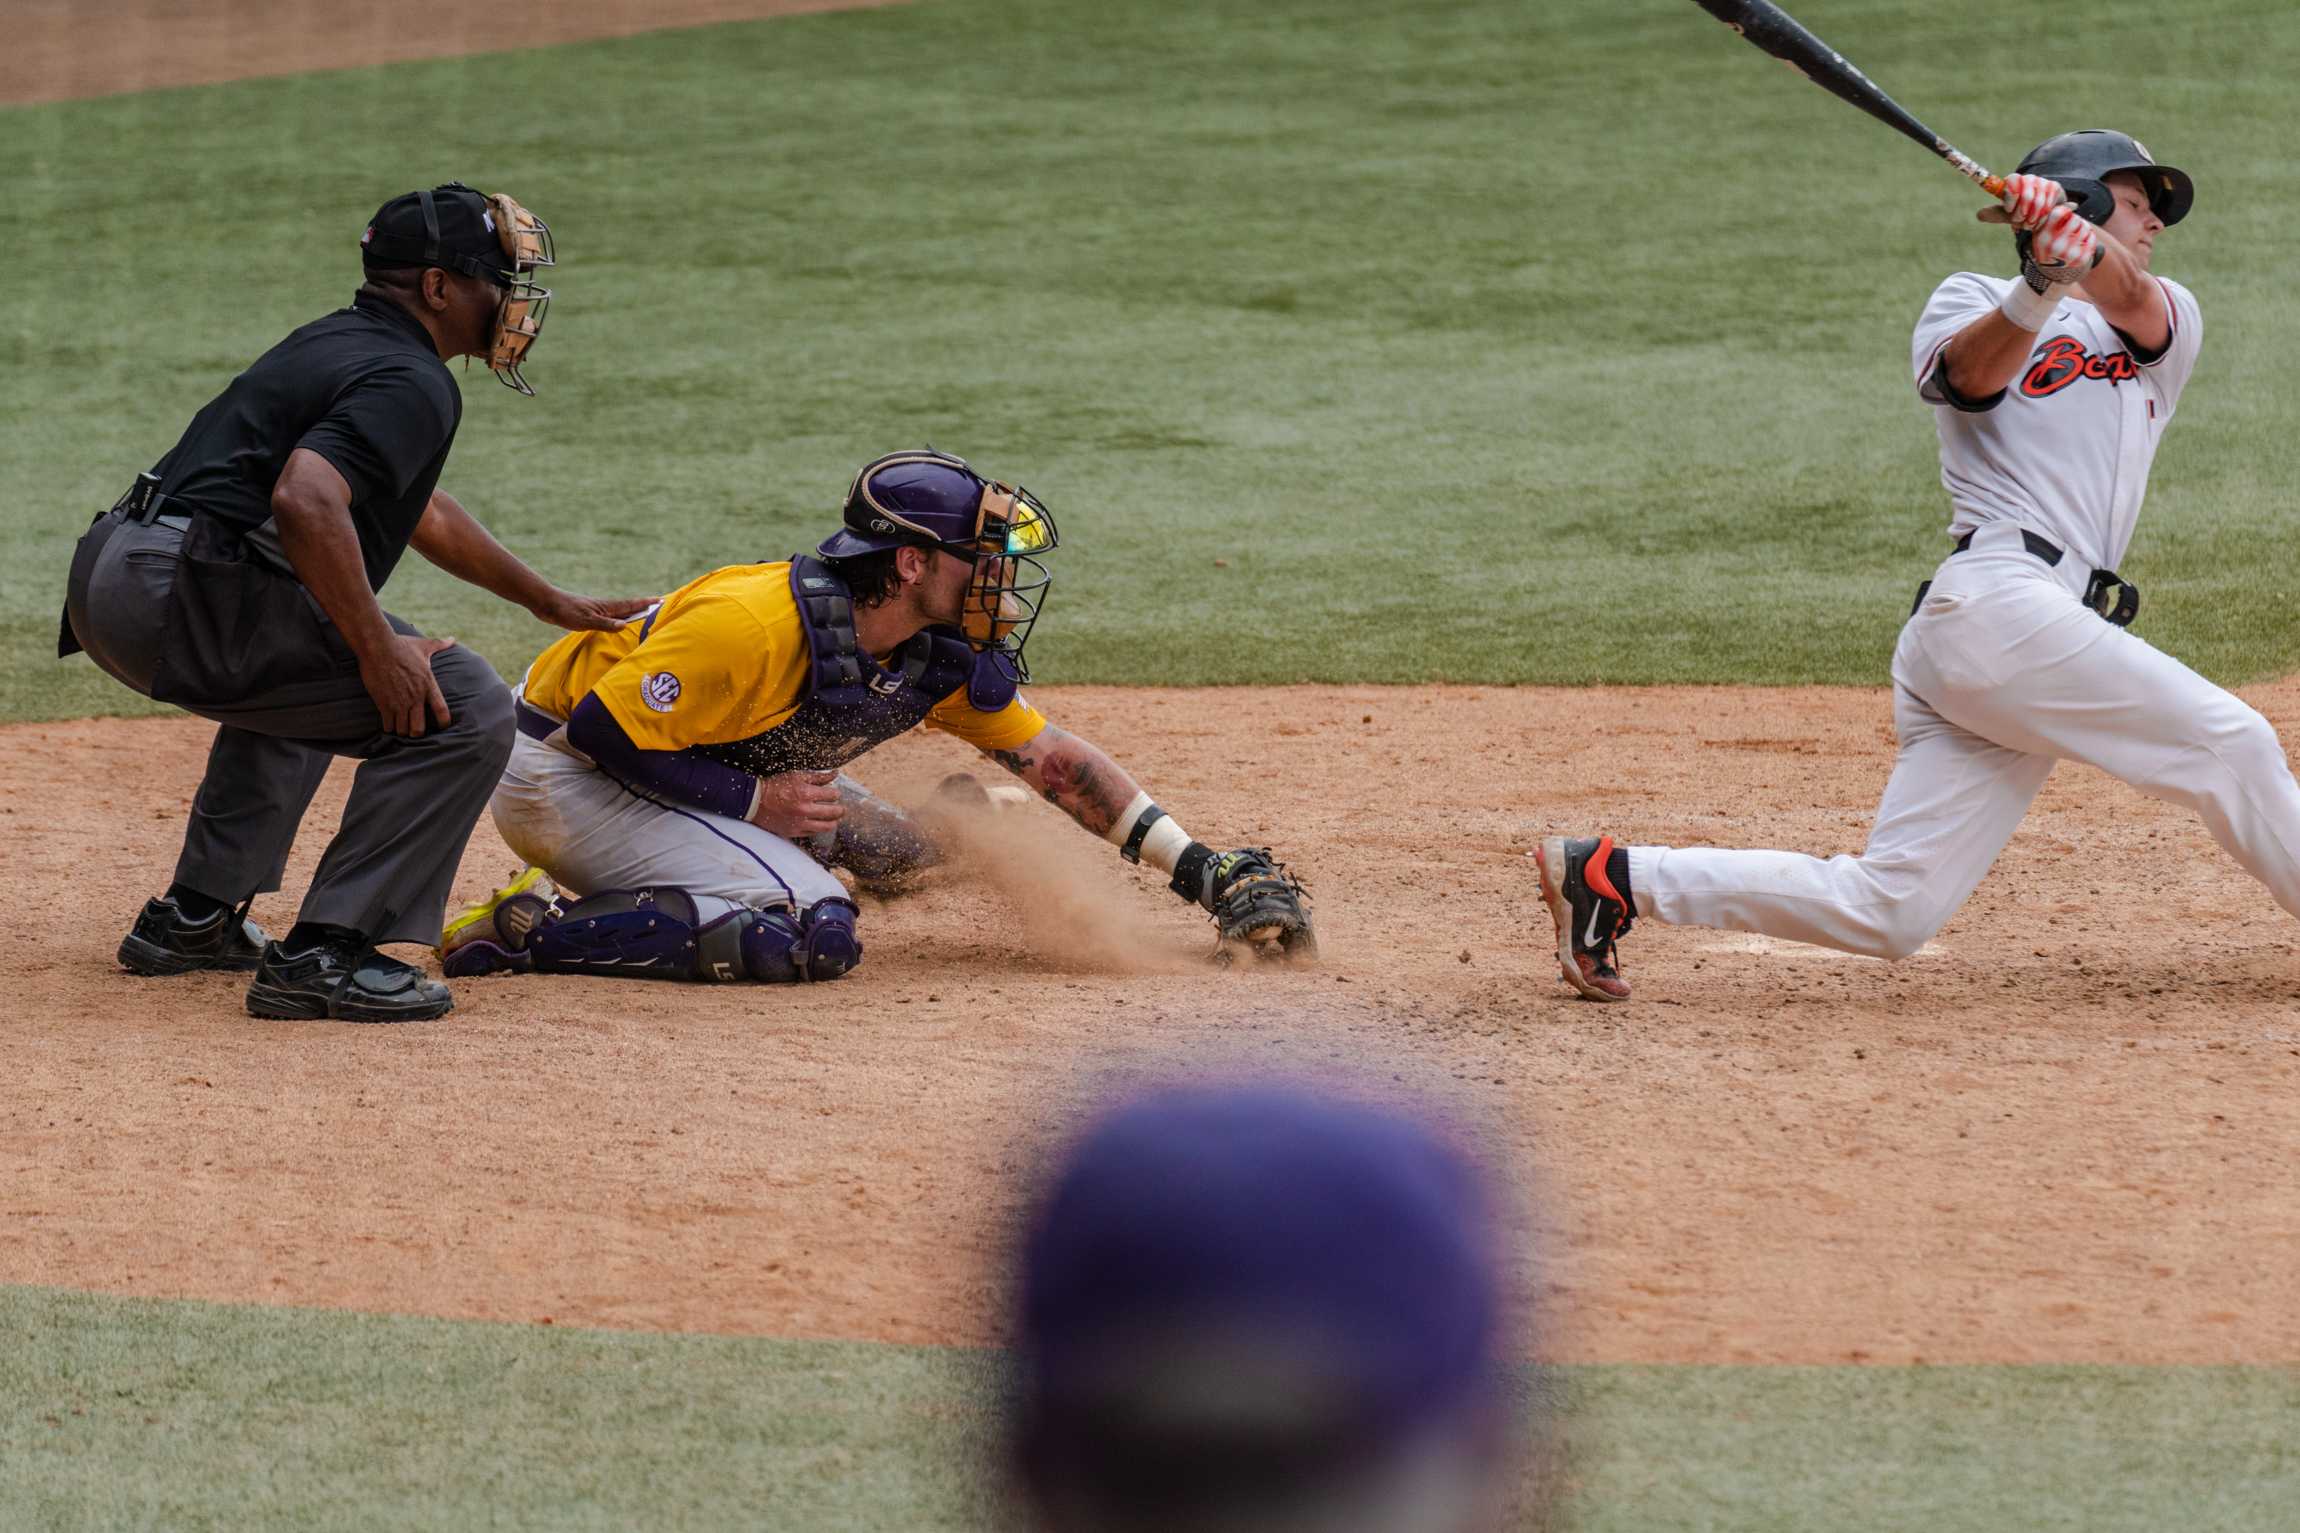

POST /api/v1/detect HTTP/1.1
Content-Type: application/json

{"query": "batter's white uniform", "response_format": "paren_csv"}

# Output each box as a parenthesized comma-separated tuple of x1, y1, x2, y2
(1626, 271, 2300, 956)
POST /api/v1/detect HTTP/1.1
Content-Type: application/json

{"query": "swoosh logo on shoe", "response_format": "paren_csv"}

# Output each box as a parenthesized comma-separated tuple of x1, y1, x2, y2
(1583, 904, 1607, 950)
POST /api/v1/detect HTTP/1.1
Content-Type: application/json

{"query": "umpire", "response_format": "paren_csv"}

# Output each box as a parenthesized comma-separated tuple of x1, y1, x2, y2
(60, 181, 643, 1023)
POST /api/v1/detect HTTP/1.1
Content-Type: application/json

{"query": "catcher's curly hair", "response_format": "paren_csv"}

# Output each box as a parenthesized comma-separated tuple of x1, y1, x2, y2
(822, 548, 906, 608)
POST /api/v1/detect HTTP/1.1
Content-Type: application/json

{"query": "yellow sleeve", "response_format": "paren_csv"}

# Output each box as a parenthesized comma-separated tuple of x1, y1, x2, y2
(926, 685, 1050, 753)
(591, 593, 808, 750)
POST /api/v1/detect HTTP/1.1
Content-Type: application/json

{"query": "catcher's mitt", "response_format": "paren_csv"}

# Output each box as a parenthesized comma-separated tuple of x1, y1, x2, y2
(1179, 847, 1316, 961)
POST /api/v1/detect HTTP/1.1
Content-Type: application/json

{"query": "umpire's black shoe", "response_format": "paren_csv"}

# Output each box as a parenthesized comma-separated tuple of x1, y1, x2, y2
(118, 896, 268, 976)
(245, 940, 455, 1023)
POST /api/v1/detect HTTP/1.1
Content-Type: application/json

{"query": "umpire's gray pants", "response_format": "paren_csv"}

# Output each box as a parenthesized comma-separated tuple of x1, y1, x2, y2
(66, 513, 513, 947)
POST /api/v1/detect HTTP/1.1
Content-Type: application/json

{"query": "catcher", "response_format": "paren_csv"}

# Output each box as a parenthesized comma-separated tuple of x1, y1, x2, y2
(440, 449, 1314, 983)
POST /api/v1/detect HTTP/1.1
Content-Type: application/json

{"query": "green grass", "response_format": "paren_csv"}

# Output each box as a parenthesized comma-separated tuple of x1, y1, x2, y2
(5, 1286, 2296, 1531)
(5, 0, 2297, 721)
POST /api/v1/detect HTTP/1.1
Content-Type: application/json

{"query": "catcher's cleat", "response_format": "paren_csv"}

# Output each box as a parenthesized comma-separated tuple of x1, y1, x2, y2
(440, 866, 560, 978)
(117, 895, 268, 976)
(1534, 835, 1633, 1002)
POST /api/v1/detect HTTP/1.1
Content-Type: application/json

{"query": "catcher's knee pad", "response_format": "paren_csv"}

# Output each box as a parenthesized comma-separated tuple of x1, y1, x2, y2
(728, 897, 862, 983)
(525, 889, 861, 984)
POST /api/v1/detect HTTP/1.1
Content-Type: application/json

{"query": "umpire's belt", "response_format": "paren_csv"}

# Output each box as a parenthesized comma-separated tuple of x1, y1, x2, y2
(112, 471, 191, 532)
(1911, 523, 2139, 627)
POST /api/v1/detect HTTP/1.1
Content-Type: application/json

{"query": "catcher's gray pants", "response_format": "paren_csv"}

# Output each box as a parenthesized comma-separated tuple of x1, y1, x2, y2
(65, 512, 514, 947)
(489, 724, 848, 917)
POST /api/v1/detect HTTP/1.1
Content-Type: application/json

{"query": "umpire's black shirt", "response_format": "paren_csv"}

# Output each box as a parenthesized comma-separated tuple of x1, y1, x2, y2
(156, 293, 462, 589)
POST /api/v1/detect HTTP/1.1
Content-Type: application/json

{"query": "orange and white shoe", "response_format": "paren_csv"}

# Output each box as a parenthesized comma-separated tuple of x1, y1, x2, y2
(1533, 835, 1634, 1002)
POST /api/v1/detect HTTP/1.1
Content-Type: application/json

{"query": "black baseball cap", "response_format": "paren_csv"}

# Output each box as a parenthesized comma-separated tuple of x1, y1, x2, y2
(360, 182, 514, 283)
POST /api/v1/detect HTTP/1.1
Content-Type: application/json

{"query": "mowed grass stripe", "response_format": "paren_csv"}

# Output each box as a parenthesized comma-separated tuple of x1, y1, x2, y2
(4, 1286, 2296, 1530)
(4, 0, 2297, 722)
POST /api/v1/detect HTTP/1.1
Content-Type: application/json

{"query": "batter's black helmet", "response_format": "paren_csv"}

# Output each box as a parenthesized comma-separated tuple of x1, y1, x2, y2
(2017, 129, 2193, 228)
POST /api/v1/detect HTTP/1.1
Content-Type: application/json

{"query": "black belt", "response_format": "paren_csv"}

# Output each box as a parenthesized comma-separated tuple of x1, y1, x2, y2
(108, 471, 193, 532)
(515, 700, 563, 742)
(1912, 528, 2139, 627)
(115, 471, 176, 525)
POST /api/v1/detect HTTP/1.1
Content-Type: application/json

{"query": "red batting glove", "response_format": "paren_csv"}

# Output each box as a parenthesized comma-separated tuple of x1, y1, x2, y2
(1999, 172, 2066, 231)
(2029, 204, 2099, 277)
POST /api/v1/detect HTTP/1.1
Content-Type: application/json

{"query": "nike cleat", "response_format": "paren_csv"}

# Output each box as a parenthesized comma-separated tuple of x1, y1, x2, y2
(440, 866, 560, 978)
(1534, 835, 1634, 1003)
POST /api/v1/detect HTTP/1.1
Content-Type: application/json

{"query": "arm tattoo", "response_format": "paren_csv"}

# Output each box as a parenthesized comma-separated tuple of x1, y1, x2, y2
(985, 726, 1142, 838)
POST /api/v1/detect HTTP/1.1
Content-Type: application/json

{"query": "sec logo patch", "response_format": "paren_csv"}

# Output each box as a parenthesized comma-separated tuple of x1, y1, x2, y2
(641, 671, 682, 712)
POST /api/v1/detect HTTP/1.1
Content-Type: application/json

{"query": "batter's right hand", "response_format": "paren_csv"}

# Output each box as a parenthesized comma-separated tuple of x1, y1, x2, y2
(362, 634, 457, 738)
(750, 770, 844, 839)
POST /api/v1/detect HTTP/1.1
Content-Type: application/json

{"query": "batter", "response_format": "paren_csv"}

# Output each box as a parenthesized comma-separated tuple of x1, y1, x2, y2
(1539, 130, 2300, 1002)
(441, 449, 1313, 983)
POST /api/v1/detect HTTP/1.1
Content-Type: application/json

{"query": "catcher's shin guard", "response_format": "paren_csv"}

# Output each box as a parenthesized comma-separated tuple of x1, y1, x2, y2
(516, 887, 862, 984)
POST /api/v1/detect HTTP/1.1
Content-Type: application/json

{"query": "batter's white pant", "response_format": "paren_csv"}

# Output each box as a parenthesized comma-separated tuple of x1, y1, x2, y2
(1629, 521, 2300, 959)
(489, 731, 848, 925)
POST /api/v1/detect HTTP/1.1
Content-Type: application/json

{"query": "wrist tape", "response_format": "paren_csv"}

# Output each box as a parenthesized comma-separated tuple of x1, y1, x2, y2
(1107, 793, 1192, 875)
(1999, 276, 2058, 331)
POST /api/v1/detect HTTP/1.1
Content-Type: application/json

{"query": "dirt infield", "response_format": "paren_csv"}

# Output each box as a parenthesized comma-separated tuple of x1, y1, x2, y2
(1, 0, 902, 107)
(7, 684, 2297, 1365)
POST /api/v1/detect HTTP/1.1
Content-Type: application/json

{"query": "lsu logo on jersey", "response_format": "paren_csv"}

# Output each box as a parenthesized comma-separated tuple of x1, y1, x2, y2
(2022, 336, 2140, 399)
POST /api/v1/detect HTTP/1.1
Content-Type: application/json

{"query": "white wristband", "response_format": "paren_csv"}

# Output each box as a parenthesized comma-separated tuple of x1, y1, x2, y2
(1999, 278, 2057, 332)
(1136, 816, 1192, 876)
(1105, 792, 1194, 875)
(1103, 791, 1156, 847)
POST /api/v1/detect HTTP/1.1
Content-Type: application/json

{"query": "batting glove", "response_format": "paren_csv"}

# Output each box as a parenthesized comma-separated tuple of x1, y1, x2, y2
(1998, 172, 2066, 231)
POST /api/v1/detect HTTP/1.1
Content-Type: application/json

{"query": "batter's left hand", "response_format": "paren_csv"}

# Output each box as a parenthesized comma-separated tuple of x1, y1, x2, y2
(533, 589, 654, 632)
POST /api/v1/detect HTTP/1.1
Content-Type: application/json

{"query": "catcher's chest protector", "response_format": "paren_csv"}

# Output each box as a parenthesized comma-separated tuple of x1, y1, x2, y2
(689, 557, 1015, 777)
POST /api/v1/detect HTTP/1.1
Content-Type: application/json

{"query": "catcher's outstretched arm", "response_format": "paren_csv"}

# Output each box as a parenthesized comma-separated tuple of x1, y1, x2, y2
(982, 725, 1315, 958)
(985, 724, 1141, 839)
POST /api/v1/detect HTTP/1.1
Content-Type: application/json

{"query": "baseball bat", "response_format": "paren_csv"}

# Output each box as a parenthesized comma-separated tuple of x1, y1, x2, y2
(1688, 0, 2005, 198)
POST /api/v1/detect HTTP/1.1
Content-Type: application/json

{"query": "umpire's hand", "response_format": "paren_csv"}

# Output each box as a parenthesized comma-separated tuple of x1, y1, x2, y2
(532, 589, 655, 632)
(361, 634, 458, 737)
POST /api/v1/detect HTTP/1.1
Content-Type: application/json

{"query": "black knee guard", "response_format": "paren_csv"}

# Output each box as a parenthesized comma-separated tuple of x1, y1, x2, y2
(728, 897, 862, 983)
(526, 888, 860, 984)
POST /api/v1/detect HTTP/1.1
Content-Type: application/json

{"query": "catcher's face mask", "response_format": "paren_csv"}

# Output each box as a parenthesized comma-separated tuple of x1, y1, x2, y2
(831, 450, 1060, 681)
(948, 479, 1058, 678)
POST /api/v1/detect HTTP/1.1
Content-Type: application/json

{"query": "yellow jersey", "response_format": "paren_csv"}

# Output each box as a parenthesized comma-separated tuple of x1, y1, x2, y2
(520, 561, 1048, 758)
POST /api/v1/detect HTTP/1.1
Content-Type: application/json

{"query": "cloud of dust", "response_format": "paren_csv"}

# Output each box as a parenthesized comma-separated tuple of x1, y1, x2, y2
(893, 771, 1213, 977)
